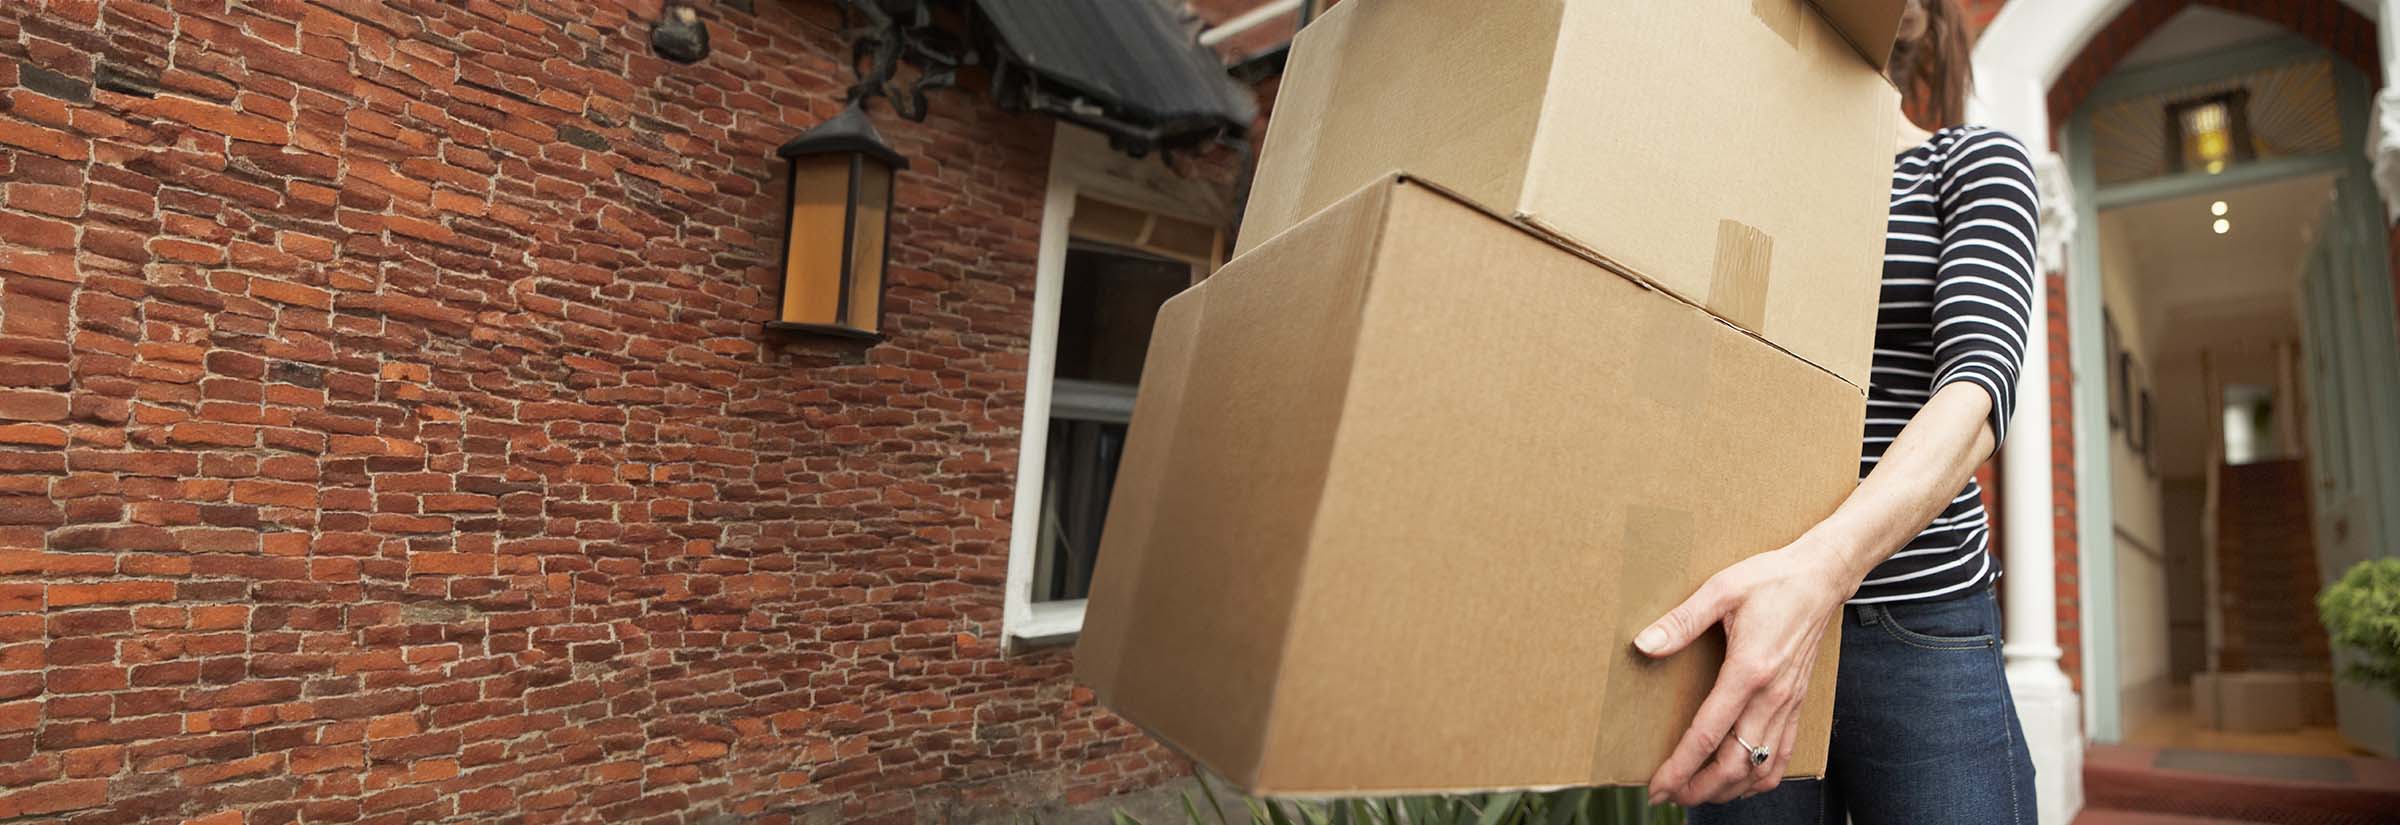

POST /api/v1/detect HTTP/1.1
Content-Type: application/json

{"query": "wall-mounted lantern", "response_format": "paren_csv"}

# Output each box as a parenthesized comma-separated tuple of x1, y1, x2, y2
(769, 104, 908, 340)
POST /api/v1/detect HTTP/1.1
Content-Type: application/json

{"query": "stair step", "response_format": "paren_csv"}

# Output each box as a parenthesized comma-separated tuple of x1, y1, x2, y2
(2084, 745, 2400, 825)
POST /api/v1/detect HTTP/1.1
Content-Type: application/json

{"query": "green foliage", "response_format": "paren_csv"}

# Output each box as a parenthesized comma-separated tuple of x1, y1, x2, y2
(2319, 557, 2400, 697)
(1101, 773, 1685, 825)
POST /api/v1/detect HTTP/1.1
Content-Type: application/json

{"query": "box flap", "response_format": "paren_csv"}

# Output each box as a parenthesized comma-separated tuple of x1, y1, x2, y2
(1232, 0, 1561, 257)
(1811, 0, 1905, 71)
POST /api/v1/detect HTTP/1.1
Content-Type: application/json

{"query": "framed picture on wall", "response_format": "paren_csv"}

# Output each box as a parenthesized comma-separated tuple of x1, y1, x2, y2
(2140, 387, 2158, 475)
(2104, 311, 2124, 431)
(2123, 354, 2145, 454)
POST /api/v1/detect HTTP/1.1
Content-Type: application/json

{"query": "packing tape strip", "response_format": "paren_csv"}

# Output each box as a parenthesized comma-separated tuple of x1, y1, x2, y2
(1592, 504, 1711, 783)
(1630, 301, 1718, 413)
(1750, 0, 1806, 51)
(1707, 219, 1773, 335)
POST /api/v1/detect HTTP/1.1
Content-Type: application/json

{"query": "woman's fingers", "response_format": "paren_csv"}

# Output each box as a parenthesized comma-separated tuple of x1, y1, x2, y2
(1645, 655, 1766, 804)
(1750, 631, 1824, 795)
(1635, 574, 1732, 659)
(1748, 667, 1809, 795)
(1688, 732, 1763, 806)
(1709, 659, 1803, 803)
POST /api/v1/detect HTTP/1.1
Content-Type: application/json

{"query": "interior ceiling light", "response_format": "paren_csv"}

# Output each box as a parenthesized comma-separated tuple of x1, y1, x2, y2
(2167, 91, 2254, 176)
(2213, 218, 2231, 235)
(2211, 200, 2228, 216)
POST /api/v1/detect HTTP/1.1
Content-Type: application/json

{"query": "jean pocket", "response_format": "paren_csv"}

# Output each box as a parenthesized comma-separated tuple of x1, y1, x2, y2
(1869, 596, 1997, 650)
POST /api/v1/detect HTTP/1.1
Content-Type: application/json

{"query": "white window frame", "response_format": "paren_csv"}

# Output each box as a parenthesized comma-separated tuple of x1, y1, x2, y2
(1003, 126, 1228, 649)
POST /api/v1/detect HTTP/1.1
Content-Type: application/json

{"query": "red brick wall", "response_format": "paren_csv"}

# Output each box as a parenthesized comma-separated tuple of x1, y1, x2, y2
(0, 1, 1235, 822)
(2045, 272, 2083, 691)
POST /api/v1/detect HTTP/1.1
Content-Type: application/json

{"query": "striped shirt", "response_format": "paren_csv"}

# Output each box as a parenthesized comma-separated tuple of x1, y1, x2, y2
(1851, 126, 2041, 605)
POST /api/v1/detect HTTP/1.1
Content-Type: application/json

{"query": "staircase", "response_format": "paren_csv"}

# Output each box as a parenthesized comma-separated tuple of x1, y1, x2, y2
(2211, 459, 2329, 674)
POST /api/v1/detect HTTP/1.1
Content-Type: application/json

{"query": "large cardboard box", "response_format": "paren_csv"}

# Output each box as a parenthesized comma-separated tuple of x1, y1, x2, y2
(1237, 0, 1903, 388)
(1076, 175, 1862, 795)
(2215, 672, 2306, 733)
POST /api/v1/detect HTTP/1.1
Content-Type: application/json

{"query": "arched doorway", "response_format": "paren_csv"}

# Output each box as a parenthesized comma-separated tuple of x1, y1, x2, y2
(1974, 0, 2400, 820)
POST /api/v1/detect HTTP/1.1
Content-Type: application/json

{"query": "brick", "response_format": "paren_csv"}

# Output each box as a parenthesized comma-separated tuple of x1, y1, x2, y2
(0, 778, 108, 818)
(248, 278, 331, 309)
(135, 94, 289, 145)
(0, 425, 66, 447)
(0, 390, 70, 421)
(46, 582, 176, 607)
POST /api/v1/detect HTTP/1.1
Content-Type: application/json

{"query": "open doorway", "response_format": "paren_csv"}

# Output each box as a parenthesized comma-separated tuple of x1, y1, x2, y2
(2095, 171, 2354, 757)
(2065, 4, 2400, 758)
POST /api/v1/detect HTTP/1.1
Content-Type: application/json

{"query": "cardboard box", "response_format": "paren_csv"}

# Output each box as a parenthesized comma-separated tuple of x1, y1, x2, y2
(2215, 672, 2306, 733)
(1237, 0, 1903, 388)
(1076, 175, 1862, 795)
(2300, 671, 2336, 726)
(2192, 672, 2222, 729)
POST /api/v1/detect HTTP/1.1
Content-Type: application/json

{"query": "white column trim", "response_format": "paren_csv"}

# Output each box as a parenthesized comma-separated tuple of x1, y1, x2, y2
(1970, 37, 2087, 823)
(2368, 87, 2400, 224)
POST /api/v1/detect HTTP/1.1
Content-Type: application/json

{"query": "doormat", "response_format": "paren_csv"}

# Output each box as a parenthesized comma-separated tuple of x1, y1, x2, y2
(2155, 748, 2359, 784)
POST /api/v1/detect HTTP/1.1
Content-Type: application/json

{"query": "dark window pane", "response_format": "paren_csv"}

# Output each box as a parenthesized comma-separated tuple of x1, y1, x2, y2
(1056, 246, 1191, 385)
(1035, 418, 1128, 602)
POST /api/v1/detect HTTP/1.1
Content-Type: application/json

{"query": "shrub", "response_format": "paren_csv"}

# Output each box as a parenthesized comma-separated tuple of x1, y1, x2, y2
(2319, 557, 2400, 697)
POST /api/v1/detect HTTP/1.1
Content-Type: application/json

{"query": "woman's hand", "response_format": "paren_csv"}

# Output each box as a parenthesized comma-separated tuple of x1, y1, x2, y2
(1636, 540, 1854, 807)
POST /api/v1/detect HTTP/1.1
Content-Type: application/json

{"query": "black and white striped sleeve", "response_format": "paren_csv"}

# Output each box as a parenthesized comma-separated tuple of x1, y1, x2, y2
(1931, 129, 2039, 451)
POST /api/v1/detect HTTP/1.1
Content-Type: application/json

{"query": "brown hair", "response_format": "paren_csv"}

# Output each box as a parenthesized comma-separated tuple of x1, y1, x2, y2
(1891, 0, 1975, 129)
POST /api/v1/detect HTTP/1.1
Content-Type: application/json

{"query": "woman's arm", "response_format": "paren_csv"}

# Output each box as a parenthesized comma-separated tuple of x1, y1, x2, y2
(1810, 383, 1996, 587)
(1640, 129, 2041, 807)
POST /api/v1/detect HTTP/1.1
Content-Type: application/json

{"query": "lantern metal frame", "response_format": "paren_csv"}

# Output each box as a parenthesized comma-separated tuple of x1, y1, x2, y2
(767, 103, 910, 341)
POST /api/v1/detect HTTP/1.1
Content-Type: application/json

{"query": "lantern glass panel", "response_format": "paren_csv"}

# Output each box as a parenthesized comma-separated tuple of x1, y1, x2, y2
(846, 159, 894, 333)
(780, 155, 852, 326)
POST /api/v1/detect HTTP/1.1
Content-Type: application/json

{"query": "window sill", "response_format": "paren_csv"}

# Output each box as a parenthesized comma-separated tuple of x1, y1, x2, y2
(1005, 599, 1086, 653)
(764, 321, 884, 343)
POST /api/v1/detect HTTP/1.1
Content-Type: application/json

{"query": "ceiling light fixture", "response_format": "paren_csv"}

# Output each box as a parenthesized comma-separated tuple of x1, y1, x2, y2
(2213, 218, 2230, 234)
(2210, 200, 2228, 216)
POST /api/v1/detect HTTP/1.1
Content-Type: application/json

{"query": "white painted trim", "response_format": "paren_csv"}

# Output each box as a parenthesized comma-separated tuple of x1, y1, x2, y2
(1199, 0, 1302, 47)
(1002, 132, 1084, 649)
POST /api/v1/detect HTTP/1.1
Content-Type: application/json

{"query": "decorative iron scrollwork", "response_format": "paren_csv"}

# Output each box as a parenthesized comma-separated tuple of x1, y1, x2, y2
(838, 0, 974, 122)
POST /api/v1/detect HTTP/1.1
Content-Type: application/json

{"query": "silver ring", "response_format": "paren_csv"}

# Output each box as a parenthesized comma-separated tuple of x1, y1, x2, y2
(1734, 735, 1771, 768)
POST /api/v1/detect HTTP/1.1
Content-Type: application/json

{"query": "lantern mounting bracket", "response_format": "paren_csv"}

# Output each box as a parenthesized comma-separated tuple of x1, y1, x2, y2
(837, 0, 973, 122)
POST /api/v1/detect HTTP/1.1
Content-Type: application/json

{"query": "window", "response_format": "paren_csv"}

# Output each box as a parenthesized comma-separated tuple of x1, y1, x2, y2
(2221, 383, 2277, 466)
(1004, 128, 1228, 647)
(1030, 247, 1190, 602)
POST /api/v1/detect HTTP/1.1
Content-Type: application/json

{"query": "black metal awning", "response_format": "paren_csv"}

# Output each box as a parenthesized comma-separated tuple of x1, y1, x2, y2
(975, 0, 1258, 157)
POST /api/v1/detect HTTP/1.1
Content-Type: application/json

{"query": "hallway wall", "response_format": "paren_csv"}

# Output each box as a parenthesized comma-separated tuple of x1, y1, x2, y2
(2097, 213, 2174, 724)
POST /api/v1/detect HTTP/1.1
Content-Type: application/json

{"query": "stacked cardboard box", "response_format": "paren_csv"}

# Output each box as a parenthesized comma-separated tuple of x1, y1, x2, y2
(2193, 670, 2339, 732)
(1078, 0, 1905, 796)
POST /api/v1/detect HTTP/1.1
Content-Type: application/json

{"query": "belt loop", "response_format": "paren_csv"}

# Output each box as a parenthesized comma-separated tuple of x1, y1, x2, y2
(1852, 604, 1879, 627)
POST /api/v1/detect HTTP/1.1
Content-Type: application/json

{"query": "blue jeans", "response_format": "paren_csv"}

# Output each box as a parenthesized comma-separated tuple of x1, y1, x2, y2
(1689, 587, 2037, 825)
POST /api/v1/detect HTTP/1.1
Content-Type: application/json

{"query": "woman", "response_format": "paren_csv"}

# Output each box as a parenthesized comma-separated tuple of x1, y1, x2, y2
(1635, 0, 2042, 821)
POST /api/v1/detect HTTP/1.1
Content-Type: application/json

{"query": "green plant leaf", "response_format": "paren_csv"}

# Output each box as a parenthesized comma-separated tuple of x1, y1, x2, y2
(1472, 792, 1523, 825)
(1543, 790, 1588, 825)
(1192, 769, 1232, 825)
(1114, 812, 1146, 825)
